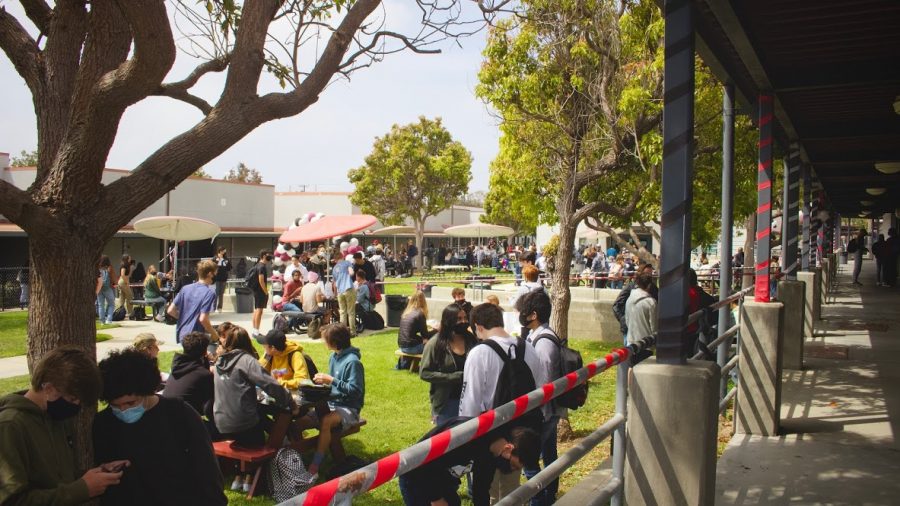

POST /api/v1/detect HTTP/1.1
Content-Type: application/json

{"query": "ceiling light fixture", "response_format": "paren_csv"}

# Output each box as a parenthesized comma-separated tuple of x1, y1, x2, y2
(860, 200, 874, 207)
(894, 96, 900, 115)
(875, 162, 900, 174)
(866, 187, 887, 195)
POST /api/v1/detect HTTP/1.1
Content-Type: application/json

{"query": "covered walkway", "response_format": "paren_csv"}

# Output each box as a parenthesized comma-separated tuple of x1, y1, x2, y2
(717, 259, 900, 505)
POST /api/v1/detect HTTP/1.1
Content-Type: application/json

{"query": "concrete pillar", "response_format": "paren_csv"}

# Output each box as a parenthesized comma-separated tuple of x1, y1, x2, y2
(797, 270, 819, 337)
(625, 359, 719, 505)
(736, 301, 784, 436)
(821, 257, 830, 301)
(777, 280, 805, 370)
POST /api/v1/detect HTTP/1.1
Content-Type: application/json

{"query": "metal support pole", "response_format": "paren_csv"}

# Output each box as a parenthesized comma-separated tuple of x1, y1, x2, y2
(817, 192, 825, 266)
(717, 82, 735, 400)
(810, 182, 820, 268)
(782, 144, 801, 279)
(802, 166, 812, 271)
(754, 94, 774, 302)
(657, 0, 695, 364)
(610, 361, 628, 506)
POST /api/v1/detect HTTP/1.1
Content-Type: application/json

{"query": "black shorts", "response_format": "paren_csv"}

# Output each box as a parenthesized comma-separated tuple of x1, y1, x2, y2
(252, 290, 268, 309)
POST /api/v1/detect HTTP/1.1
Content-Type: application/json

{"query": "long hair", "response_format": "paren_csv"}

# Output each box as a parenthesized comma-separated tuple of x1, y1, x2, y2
(403, 290, 428, 319)
(434, 304, 476, 365)
(222, 326, 258, 359)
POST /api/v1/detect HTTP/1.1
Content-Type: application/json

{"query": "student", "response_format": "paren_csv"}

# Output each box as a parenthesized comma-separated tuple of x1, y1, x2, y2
(509, 265, 543, 306)
(450, 287, 473, 319)
(213, 247, 231, 313)
(257, 329, 311, 389)
(485, 294, 501, 306)
(168, 259, 220, 345)
(419, 304, 477, 424)
(355, 270, 374, 313)
(0, 347, 123, 504)
(247, 250, 273, 337)
(143, 265, 167, 322)
(333, 254, 357, 336)
(163, 331, 215, 425)
(397, 290, 436, 368)
(93, 349, 226, 505)
(398, 418, 540, 506)
(300, 323, 364, 476)
(517, 290, 563, 506)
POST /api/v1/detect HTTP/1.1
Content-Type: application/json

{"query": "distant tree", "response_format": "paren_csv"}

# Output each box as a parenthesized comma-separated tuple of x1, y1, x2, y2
(192, 168, 212, 178)
(458, 191, 487, 207)
(349, 117, 472, 268)
(224, 162, 263, 184)
(10, 149, 38, 166)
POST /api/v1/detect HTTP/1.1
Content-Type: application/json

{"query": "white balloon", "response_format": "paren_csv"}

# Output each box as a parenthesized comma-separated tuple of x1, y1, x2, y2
(290, 242, 300, 248)
(286, 249, 296, 257)
(315, 212, 325, 219)
(298, 216, 309, 225)
(310, 215, 322, 223)
(340, 241, 350, 252)
(345, 254, 354, 262)
(275, 244, 286, 254)
(273, 257, 284, 267)
(273, 295, 283, 305)
(288, 224, 297, 230)
(349, 238, 359, 247)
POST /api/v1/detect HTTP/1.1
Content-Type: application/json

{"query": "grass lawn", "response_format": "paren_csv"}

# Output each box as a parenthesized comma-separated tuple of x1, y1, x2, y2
(157, 330, 619, 505)
(0, 311, 118, 358)
(382, 268, 516, 297)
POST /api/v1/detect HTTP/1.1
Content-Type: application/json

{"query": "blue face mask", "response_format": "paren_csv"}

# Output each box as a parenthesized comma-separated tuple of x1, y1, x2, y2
(112, 403, 146, 424)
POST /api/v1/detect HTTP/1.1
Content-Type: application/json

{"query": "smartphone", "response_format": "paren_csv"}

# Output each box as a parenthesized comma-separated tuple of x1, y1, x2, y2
(207, 343, 219, 356)
(106, 462, 127, 473)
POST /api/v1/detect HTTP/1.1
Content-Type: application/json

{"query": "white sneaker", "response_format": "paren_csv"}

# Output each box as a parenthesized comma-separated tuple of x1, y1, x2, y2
(230, 476, 243, 491)
(155, 314, 165, 322)
(242, 475, 253, 493)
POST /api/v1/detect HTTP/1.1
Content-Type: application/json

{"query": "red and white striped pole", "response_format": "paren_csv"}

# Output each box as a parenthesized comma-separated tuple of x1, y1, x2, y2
(280, 338, 655, 506)
(755, 93, 774, 302)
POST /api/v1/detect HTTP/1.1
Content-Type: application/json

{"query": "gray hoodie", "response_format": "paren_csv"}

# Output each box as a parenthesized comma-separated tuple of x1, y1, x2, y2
(213, 350, 295, 434)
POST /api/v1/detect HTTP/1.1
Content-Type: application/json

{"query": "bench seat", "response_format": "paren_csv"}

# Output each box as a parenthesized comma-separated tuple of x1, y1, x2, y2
(395, 349, 423, 372)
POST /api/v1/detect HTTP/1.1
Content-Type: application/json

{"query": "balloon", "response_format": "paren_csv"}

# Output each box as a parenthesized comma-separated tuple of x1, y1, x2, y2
(273, 257, 284, 266)
(281, 253, 291, 261)
(286, 249, 296, 257)
(294, 217, 302, 226)
(315, 212, 325, 219)
(290, 242, 299, 248)
(273, 295, 283, 305)
(345, 254, 354, 262)
(298, 216, 309, 225)
(351, 245, 364, 254)
(349, 238, 359, 247)
(310, 214, 322, 223)
(306, 212, 316, 221)
(288, 224, 297, 230)
(340, 241, 350, 252)
(275, 244, 286, 254)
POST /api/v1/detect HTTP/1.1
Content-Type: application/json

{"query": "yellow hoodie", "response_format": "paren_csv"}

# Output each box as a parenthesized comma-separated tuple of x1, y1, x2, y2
(259, 340, 310, 390)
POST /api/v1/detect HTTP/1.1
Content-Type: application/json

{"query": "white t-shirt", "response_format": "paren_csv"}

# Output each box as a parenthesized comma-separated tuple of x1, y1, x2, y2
(459, 334, 548, 418)
(526, 325, 566, 419)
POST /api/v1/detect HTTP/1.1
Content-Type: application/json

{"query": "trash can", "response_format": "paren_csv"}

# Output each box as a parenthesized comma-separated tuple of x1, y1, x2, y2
(416, 283, 434, 298)
(234, 286, 254, 314)
(386, 295, 408, 327)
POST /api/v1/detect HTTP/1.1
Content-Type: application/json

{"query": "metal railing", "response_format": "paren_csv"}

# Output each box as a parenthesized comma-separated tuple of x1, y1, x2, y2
(279, 336, 657, 506)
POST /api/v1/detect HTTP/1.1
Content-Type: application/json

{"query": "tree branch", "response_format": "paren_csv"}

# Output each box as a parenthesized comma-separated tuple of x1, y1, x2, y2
(0, 6, 43, 94)
(339, 30, 441, 71)
(222, 0, 281, 102)
(586, 217, 657, 266)
(151, 56, 229, 114)
(150, 87, 213, 114)
(20, 0, 51, 34)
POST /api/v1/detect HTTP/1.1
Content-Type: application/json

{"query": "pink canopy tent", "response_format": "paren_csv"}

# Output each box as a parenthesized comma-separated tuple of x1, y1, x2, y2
(278, 215, 377, 244)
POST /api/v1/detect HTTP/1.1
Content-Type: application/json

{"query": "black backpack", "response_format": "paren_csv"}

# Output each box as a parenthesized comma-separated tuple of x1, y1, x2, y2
(532, 330, 588, 410)
(244, 264, 260, 289)
(112, 305, 127, 322)
(612, 285, 632, 335)
(847, 239, 858, 254)
(481, 338, 543, 433)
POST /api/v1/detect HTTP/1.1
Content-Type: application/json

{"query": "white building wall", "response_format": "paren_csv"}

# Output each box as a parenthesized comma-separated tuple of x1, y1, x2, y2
(274, 192, 354, 228)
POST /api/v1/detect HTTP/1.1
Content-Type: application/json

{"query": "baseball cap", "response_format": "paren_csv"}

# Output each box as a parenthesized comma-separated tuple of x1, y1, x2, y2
(259, 329, 287, 351)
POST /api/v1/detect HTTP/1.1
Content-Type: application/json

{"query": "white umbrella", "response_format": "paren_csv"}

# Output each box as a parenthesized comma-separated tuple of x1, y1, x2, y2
(134, 216, 221, 273)
(444, 223, 514, 238)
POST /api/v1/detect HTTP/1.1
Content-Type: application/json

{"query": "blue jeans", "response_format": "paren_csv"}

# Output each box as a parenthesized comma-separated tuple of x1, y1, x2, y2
(398, 344, 425, 369)
(434, 397, 461, 426)
(282, 302, 301, 312)
(523, 415, 560, 506)
(97, 287, 115, 323)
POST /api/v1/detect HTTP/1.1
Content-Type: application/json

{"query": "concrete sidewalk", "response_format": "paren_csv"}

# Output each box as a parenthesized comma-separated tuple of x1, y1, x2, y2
(716, 259, 900, 505)
(0, 307, 333, 379)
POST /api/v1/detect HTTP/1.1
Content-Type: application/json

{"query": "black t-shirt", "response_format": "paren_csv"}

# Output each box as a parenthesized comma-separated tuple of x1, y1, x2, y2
(450, 352, 466, 399)
(93, 397, 226, 506)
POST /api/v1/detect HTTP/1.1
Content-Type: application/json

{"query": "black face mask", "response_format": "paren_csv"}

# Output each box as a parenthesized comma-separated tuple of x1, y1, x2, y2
(46, 397, 81, 421)
(494, 454, 514, 474)
(518, 313, 531, 327)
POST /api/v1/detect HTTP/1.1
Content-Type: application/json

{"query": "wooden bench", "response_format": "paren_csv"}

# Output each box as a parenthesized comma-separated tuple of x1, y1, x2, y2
(212, 441, 278, 499)
(395, 349, 423, 372)
(463, 275, 499, 289)
(298, 418, 368, 462)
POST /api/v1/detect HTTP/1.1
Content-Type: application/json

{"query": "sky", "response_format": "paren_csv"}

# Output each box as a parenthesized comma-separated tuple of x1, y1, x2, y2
(0, 2, 501, 193)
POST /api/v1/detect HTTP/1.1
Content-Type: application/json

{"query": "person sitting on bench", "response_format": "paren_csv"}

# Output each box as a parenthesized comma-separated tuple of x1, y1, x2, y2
(280, 270, 305, 313)
(257, 329, 311, 389)
(298, 323, 364, 476)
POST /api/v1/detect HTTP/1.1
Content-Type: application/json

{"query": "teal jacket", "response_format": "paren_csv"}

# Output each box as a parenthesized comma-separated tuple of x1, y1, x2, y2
(0, 393, 90, 505)
(329, 347, 364, 412)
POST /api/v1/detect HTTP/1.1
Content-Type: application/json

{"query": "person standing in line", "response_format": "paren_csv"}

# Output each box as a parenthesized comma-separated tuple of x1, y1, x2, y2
(885, 228, 899, 287)
(851, 229, 869, 285)
(117, 255, 134, 318)
(624, 271, 657, 345)
(16, 268, 28, 310)
(213, 247, 231, 313)
(518, 290, 564, 506)
(0, 346, 123, 504)
(144, 265, 168, 322)
(407, 239, 419, 274)
(97, 255, 118, 325)
(419, 304, 476, 424)
(872, 234, 889, 286)
(247, 250, 272, 337)
(168, 260, 220, 345)
(333, 254, 358, 337)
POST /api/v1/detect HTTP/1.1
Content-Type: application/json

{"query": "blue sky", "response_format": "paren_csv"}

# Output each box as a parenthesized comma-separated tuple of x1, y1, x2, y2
(0, 2, 500, 192)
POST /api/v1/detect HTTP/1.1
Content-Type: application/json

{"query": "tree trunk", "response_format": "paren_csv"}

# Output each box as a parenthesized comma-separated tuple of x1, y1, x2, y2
(414, 220, 425, 272)
(26, 231, 103, 472)
(742, 213, 756, 290)
(549, 224, 576, 338)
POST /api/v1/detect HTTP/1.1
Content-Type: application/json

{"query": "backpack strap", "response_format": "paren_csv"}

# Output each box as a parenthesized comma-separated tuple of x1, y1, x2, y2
(481, 339, 511, 363)
(532, 328, 563, 348)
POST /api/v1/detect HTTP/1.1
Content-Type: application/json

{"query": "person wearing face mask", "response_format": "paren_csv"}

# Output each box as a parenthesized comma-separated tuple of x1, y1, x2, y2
(0, 346, 125, 504)
(398, 418, 541, 506)
(93, 348, 226, 505)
